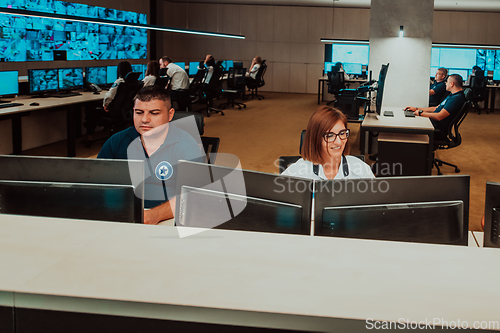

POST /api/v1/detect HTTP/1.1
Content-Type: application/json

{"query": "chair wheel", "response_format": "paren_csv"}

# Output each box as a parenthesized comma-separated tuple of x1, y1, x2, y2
(238, 106, 241, 109)
(243, 105, 246, 108)
(455, 168, 460, 173)
(438, 171, 443, 175)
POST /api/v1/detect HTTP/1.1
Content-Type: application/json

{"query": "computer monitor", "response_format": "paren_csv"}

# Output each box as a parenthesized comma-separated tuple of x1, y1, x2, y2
(0, 155, 145, 223)
(493, 69, 500, 82)
(314, 175, 470, 246)
(483, 181, 500, 248)
(375, 63, 389, 115)
(57, 67, 84, 92)
(175, 160, 312, 235)
(0, 180, 139, 223)
(131, 64, 145, 80)
(189, 61, 200, 76)
(85, 66, 107, 86)
(0, 70, 19, 103)
(342, 63, 363, 76)
(28, 69, 59, 96)
(449, 69, 469, 81)
(324, 62, 335, 74)
(174, 62, 186, 69)
(221, 60, 234, 71)
(106, 65, 118, 85)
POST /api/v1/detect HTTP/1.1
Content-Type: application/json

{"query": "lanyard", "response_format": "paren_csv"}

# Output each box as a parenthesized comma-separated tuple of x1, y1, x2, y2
(313, 155, 349, 179)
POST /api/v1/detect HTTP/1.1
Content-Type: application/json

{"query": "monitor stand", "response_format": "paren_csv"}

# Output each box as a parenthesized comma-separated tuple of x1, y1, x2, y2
(52, 90, 82, 98)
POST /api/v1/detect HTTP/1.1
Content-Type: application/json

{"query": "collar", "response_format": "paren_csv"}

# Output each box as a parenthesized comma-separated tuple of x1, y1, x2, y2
(127, 124, 181, 151)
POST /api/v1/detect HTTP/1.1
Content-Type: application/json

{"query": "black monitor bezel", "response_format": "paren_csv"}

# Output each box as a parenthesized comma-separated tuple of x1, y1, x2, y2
(84, 66, 108, 87)
(375, 63, 389, 115)
(28, 68, 59, 95)
(484, 181, 500, 248)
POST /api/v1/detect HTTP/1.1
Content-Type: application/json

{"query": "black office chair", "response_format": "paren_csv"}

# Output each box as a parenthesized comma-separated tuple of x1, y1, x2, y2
(105, 71, 143, 129)
(202, 61, 225, 117)
(432, 88, 472, 175)
(188, 68, 207, 110)
(171, 111, 204, 136)
(470, 74, 488, 114)
(219, 67, 247, 110)
(201, 136, 220, 164)
(246, 60, 267, 100)
(326, 70, 345, 103)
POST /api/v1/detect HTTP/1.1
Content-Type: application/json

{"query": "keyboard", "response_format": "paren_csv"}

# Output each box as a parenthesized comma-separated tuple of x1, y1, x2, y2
(404, 110, 415, 117)
(0, 102, 23, 109)
(53, 92, 82, 98)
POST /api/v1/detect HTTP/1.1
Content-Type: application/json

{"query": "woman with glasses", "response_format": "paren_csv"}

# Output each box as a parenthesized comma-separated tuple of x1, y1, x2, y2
(282, 106, 374, 180)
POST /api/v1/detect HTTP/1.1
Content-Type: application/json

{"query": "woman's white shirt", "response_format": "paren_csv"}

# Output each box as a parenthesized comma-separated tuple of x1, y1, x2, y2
(248, 64, 260, 79)
(282, 156, 375, 180)
(142, 75, 156, 87)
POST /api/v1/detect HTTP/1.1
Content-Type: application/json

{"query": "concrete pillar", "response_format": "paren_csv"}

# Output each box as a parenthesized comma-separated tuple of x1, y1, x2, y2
(369, 0, 434, 109)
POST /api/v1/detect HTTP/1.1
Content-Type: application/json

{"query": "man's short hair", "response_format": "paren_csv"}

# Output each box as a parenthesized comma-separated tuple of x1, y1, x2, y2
(437, 67, 448, 77)
(134, 85, 171, 107)
(160, 56, 172, 64)
(448, 74, 463, 88)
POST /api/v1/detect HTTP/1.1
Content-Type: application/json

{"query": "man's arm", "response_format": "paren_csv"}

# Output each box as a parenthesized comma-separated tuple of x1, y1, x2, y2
(144, 197, 176, 225)
(419, 108, 450, 121)
(405, 106, 437, 114)
(429, 89, 436, 96)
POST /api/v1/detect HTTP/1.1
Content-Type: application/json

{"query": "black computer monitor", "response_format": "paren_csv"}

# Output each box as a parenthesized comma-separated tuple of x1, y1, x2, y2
(106, 65, 118, 85)
(484, 181, 500, 248)
(221, 60, 234, 71)
(375, 63, 389, 115)
(131, 64, 145, 80)
(0, 70, 19, 103)
(85, 66, 107, 86)
(28, 69, 59, 96)
(175, 160, 312, 235)
(343, 63, 363, 75)
(314, 175, 470, 245)
(0, 155, 145, 223)
(57, 67, 84, 92)
(0, 180, 139, 223)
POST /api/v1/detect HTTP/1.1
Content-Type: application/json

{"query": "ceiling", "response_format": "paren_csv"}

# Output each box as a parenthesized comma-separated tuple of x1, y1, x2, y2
(167, 0, 500, 12)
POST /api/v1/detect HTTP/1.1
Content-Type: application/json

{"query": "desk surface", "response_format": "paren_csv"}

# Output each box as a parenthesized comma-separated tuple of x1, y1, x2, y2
(362, 107, 434, 132)
(0, 214, 499, 331)
(0, 92, 103, 117)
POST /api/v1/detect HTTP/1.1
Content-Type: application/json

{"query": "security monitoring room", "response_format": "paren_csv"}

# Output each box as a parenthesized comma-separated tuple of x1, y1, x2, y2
(1, 0, 500, 331)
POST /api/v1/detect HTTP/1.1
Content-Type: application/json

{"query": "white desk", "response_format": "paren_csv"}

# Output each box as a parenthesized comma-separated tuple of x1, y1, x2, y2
(361, 107, 435, 174)
(0, 92, 103, 156)
(473, 231, 484, 247)
(1, 214, 499, 332)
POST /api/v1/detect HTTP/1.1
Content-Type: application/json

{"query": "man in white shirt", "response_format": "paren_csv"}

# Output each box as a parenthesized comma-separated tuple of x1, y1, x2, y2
(159, 56, 190, 111)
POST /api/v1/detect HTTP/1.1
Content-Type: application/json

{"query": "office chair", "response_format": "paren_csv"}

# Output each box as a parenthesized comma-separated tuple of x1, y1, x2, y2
(470, 74, 488, 114)
(432, 88, 472, 175)
(246, 60, 267, 100)
(171, 111, 204, 136)
(188, 68, 207, 111)
(219, 67, 247, 110)
(201, 136, 220, 164)
(202, 61, 225, 117)
(326, 70, 345, 103)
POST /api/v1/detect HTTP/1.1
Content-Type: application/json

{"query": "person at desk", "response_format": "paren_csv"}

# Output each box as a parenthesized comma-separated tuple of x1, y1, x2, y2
(282, 106, 375, 180)
(143, 60, 160, 87)
(97, 86, 204, 225)
(465, 66, 484, 86)
(103, 61, 132, 111)
(429, 67, 448, 107)
(246, 56, 262, 79)
(159, 56, 190, 111)
(203, 54, 216, 84)
(332, 62, 350, 82)
(405, 74, 465, 140)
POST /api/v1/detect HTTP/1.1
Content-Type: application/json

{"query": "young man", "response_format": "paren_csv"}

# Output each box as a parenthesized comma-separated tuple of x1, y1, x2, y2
(159, 56, 190, 111)
(429, 67, 448, 107)
(405, 74, 466, 140)
(98, 85, 203, 224)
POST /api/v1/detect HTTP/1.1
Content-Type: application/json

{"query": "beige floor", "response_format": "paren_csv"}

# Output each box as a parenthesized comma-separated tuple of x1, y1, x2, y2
(24, 92, 500, 231)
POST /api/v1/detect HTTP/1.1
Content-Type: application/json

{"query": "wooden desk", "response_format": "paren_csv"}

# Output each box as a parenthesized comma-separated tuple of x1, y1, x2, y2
(317, 76, 367, 104)
(0, 92, 103, 157)
(1, 214, 499, 332)
(361, 108, 435, 174)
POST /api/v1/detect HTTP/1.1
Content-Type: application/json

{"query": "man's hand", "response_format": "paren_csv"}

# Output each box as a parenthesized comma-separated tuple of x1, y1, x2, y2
(144, 209, 160, 225)
(103, 106, 109, 112)
(404, 106, 417, 112)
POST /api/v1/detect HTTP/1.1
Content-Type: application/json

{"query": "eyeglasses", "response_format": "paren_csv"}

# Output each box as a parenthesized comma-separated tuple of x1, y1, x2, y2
(323, 129, 350, 142)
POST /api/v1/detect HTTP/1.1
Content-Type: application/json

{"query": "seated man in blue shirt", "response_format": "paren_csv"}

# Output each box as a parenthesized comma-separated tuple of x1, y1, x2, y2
(405, 74, 466, 140)
(98, 85, 203, 225)
(429, 67, 448, 107)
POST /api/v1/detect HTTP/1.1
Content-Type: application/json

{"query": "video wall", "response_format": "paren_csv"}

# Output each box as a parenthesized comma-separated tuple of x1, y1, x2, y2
(0, 0, 147, 62)
(324, 43, 370, 75)
(430, 47, 500, 79)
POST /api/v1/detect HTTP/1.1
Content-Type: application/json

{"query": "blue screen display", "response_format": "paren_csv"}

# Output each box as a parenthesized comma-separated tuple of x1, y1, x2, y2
(189, 62, 200, 76)
(58, 67, 83, 90)
(431, 47, 500, 74)
(131, 64, 145, 80)
(493, 69, 500, 81)
(343, 63, 363, 75)
(174, 62, 185, 69)
(324, 62, 335, 74)
(331, 44, 369, 65)
(0, 70, 18, 96)
(221, 60, 233, 71)
(85, 66, 107, 86)
(28, 69, 58, 93)
(0, 1, 147, 62)
(449, 69, 469, 81)
(107, 66, 118, 84)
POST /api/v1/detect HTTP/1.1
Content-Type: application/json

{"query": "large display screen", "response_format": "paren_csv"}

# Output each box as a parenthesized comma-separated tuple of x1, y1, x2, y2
(28, 69, 58, 93)
(0, 70, 18, 96)
(431, 47, 500, 75)
(58, 67, 84, 90)
(0, 1, 147, 62)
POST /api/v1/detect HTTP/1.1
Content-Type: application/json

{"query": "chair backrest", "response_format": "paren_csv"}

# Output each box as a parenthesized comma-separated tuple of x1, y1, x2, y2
(227, 67, 247, 90)
(443, 88, 471, 148)
(201, 136, 220, 164)
(255, 60, 267, 87)
(154, 76, 170, 89)
(207, 61, 224, 86)
(171, 111, 204, 136)
(327, 70, 344, 94)
(471, 75, 487, 100)
(108, 71, 144, 122)
(278, 156, 301, 174)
